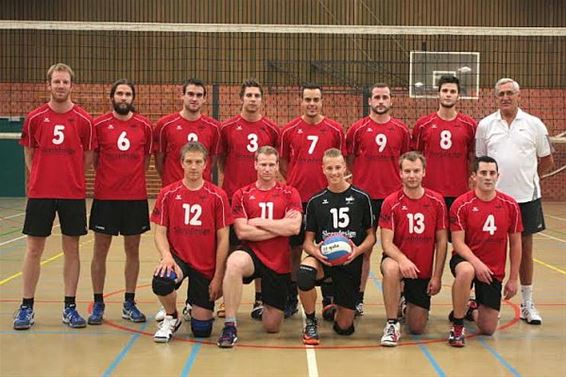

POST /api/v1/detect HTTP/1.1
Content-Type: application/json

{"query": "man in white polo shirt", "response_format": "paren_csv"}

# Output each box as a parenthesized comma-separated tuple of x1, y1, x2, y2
(476, 77, 554, 325)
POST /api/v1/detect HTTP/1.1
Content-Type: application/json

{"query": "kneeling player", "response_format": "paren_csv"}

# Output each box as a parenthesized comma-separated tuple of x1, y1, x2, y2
(379, 151, 448, 346)
(448, 156, 522, 347)
(217, 146, 302, 348)
(150, 142, 232, 342)
(298, 148, 375, 345)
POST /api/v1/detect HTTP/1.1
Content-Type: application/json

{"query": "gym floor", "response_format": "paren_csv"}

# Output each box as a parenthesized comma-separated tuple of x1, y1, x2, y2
(1, 198, 564, 377)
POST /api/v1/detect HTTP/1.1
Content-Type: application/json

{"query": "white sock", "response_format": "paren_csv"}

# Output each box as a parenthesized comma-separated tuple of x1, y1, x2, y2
(521, 285, 533, 305)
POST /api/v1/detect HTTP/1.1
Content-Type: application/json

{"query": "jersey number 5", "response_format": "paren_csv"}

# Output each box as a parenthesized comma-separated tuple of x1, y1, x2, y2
(52, 125, 65, 145)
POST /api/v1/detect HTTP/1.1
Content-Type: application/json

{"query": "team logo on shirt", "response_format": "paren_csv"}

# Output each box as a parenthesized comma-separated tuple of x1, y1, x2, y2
(236, 125, 243, 131)
(472, 207, 479, 212)
(345, 196, 355, 204)
(297, 128, 303, 134)
(401, 205, 408, 211)
(176, 125, 182, 130)
(108, 125, 114, 130)
(431, 124, 437, 129)
(322, 199, 329, 205)
(175, 194, 182, 200)
(367, 127, 373, 132)
(249, 195, 256, 200)
(43, 117, 50, 123)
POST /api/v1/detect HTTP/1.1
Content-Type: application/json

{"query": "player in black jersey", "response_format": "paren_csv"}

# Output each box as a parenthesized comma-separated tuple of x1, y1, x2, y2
(297, 148, 375, 345)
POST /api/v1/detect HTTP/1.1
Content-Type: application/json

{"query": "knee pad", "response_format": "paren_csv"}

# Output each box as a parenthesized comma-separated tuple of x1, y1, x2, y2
(333, 321, 355, 336)
(191, 318, 214, 338)
(152, 275, 176, 296)
(297, 265, 317, 291)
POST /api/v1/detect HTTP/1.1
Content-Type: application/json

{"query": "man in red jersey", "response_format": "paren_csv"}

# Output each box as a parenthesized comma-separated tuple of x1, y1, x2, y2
(87, 79, 153, 325)
(347, 83, 411, 316)
(154, 78, 221, 186)
(412, 75, 476, 210)
(447, 156, 522, 347)
(280, 84, 346, 318)
(151, 142, 232, 343)
(217, 78, 280, 318)
(217, 146, 302, 348)
(14, 63, 95, 330)
(379, 151, 448, 347)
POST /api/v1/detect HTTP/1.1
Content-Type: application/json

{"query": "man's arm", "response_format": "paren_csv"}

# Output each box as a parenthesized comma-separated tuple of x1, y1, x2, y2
(155, 152, 165, 178)
(538, 154, 555, 178)
(23, 146, 34, 172)
(209, 226, 230, 301)
(84, 150, 94, 171)
(247, 209, 302, 237)
(504, 232, 522, 300)
(428, 229, 448, 295)
(380, 228, 420, 279)
(233, 217, 277, 241)
(345, 227, 376, 263)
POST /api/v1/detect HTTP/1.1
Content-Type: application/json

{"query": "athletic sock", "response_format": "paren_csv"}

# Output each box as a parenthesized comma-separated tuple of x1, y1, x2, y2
(64, 296, 76, 308)
(255, 292, 262, 302)
(94, 294, 104, 303)
(22, 297, 34, 309)
(358, 291, 365, 303)
(225, 317, 237, 326)
(453, 317, 464, 326)
(124, 292, 135, 303)
(521, 285, 533, 304)
(306, 312, 316, 321)
(387, 318, 399, 325)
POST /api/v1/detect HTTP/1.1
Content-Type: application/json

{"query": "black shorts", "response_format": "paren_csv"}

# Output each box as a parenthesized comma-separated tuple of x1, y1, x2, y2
(236, 245, 290, 311)
(171, 253, 215, 311)
(403, 278, 431, 310)
(290, 202, 308, 248)
(450, 254, 502, 311)
(317, 255, 363, 310)
(23, 198, 87, 237)
(519, 199, 546, 235)
(371, 199, 384, 225)
(89, 199, 150, 236)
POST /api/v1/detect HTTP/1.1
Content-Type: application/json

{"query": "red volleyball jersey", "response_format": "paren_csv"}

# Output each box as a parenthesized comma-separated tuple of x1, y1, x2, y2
(347, 117, 411, 199)
(154, 113, 221, 186)
(93, 112, 153, 200)
(412, 113, 477, 197)
(218, 115, 280, 199)
(450, 190, 523, 281)
(150, 180, 233, 279)
(232, 182, 303, 274)
(280, 116, 346, 202)
(20, 103, 95, 199)
(379, 188, 448, 279)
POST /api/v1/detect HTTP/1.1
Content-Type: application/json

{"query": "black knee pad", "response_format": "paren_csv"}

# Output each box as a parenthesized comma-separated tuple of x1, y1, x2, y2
(297, 265, 317, 291)
(152, 275, 176, 296)
(333, 322, 355, 336)
(191, 318, 214, 338)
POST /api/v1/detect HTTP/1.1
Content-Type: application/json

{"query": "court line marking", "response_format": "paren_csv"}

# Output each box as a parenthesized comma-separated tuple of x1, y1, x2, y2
(478, 337, 521, 377)
(102, 322, 148, 377)
(538, 232, 566, 244)
(0, 234, 26, 247)
(0, 252, 63, 286)
(370, 272, 446, 377)
(299, 306, 320, 377)
(1, 212, 25, 220)
(533, 258, 566, 275)
(546, 214, 566, 222)
(180, 344, 202, 377)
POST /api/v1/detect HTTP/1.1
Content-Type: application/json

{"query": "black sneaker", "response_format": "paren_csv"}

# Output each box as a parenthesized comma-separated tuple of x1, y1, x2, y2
(250, 300, 263, 321)
(217, 324, 238, 348)
(303, 318, 319, 345)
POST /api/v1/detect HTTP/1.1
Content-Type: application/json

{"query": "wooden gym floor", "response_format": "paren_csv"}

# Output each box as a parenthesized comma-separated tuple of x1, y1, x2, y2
(0, 198, 565, 377)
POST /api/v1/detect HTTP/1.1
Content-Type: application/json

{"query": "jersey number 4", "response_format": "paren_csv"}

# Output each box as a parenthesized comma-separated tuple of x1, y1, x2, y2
(483, 214, 497, 235)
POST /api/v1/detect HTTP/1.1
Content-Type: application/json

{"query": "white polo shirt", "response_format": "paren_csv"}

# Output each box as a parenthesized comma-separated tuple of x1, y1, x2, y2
(476, 108, 552, 203)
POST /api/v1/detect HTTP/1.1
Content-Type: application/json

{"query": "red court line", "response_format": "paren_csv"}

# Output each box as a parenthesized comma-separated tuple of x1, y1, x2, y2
(91, 285, 523, 350)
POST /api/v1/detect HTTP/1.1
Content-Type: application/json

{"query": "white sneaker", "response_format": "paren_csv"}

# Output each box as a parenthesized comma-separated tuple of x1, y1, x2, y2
(380, 322, 401, 347)
(154, 315, 182, 343)
(182, 303, 192, 321)
(155, 306, 166, 322)
(397, 296, 407, 323)
(521, 302, 542, 325)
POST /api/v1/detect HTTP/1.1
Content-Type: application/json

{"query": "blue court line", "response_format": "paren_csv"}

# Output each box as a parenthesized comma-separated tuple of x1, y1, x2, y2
(369, 272, 446, 377)
(478, 337, 521, 377)
(180, 343, 202, 377)
(102, 323, 148, 377)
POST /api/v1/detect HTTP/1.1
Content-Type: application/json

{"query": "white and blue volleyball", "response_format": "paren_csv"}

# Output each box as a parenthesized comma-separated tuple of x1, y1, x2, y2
(321, 234, 352, 266)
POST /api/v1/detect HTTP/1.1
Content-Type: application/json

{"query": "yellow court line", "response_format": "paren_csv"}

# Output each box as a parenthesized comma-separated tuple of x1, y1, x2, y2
(0, 252, 64, 286)
(534, 258, 566, 276)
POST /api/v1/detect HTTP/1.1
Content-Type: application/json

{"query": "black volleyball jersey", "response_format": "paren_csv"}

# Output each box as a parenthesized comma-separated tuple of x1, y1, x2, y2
(305, 185, 374, 246)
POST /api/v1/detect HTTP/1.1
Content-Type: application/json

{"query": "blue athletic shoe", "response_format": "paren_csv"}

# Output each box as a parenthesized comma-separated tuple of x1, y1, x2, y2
(88, 302, 105, 325)
(62, 305, 87, 328)
(122, 301, 146, 323)
(13, 305, 35, 330)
